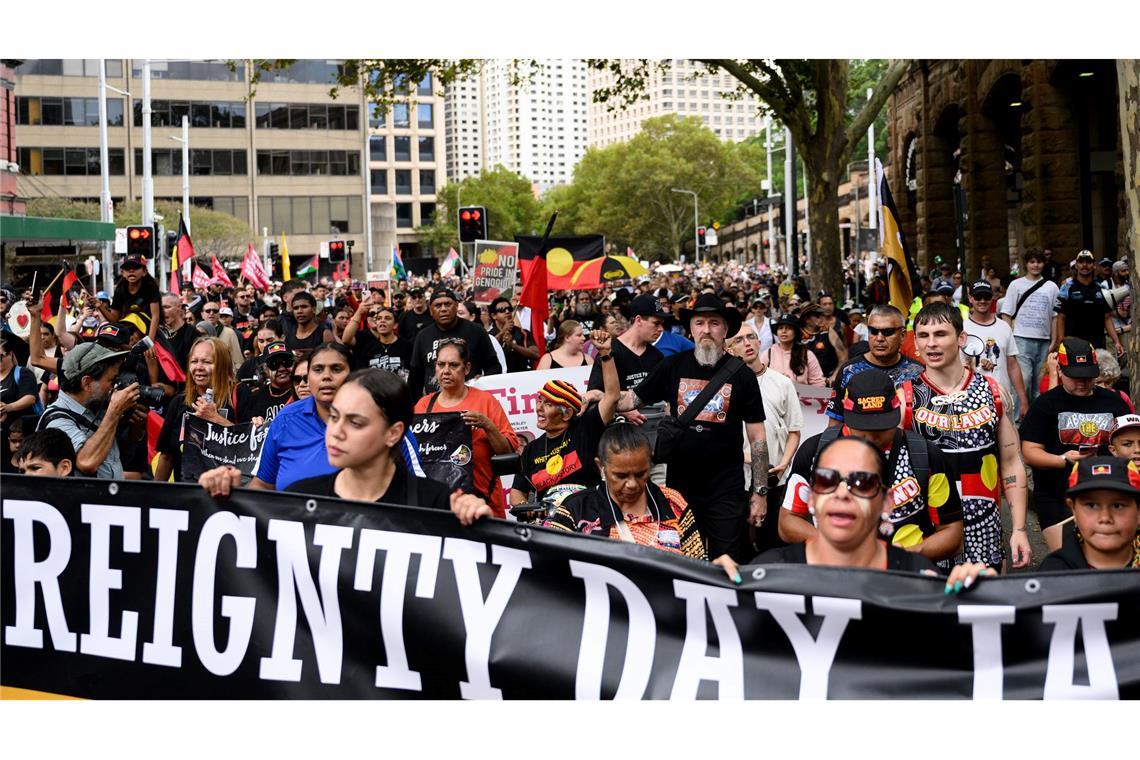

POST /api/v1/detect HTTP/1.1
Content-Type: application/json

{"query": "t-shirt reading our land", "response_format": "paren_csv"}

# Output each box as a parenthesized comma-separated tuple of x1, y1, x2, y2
(632, 351, 765, 494)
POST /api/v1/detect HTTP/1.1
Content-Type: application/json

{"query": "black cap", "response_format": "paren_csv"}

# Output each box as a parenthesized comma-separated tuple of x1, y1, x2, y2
(678, 293, 742, 337)
(772, 313, 800, 332)
(95, 322, 135, 347)
(934, 282, 955, 295)
(624, 294, 668, 320)
(122, 253, 146, 269)
(429, 288, 458, 304)
(1067, 456, 1140, 498)
(261, 341, 293, 362)
(1098, 257, 1114, 267)
(970, 280, 994, 297)
(839, 368, 902, 431)
(408, 288, 425, 297)
(1058, 337, 1099, 379)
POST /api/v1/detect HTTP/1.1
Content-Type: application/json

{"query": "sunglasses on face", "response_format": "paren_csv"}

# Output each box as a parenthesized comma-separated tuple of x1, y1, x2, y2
(494, 307, 513, 314)
(266, 359, 295, 371)
(867, 326, 902, 337)
(203, 308, 219, 314)
(811, 468, 884, 498)
(291, 374, 306, 384)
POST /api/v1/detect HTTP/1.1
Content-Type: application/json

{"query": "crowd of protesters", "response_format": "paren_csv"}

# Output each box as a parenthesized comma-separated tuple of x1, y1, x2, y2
(1, 241, 1137, 584)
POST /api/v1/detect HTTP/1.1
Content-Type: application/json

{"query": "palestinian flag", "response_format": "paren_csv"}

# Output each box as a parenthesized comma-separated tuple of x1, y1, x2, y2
(296, 255, 318, 277)
(517, 235, 605, 290)
(41, 263, 80, 323)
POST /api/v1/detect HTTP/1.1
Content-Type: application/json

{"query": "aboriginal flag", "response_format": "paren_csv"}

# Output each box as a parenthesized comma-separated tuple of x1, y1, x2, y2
(517, 235, 605, 291)
(875, 159, 921, 315)
(41, 263, 80, 323)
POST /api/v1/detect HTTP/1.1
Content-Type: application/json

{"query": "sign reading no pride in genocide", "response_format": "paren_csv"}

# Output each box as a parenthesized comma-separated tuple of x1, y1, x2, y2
(2, 476, 1138, 700)
(472, 241, 518, 306)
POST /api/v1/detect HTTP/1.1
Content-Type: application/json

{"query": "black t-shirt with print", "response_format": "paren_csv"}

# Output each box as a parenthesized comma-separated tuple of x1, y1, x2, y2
(408, 319, 503, 396)
(632, 351, 765, 494)
(351, 329, 413, 375)
(235, 383, 296, 425)
(1056, 278, 1111, 348)
(514, 405, 607, 500)
(288, 467, 451, 511)
(1019, 385, 1132, 514)
(752, 540, 938, 573)
(111, 276, 161, 320)
(587, 338, 663, 392)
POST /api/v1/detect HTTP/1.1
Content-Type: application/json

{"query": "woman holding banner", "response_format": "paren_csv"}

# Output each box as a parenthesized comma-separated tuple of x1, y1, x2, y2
(414, 340, 519, 516)
(154, 337, 237, 482)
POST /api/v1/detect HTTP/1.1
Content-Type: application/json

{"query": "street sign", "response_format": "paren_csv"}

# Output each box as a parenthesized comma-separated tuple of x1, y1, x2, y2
(705, 228, 719, 246)
(114, 228, 127, 253)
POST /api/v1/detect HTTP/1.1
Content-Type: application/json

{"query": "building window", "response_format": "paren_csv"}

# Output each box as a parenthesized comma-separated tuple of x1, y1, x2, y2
(249, 60, 341, 85)
(420, 202, 436, 224)
(18, 96, 124, 127)
(255, 150, 360, 176)
(251, 102, 359, 130)
(394, 136, 412, 161)
(135, 148, 247, 176)
(418, 136, 435, 161)
(418, 74, 433, 96)
(419, 170, 436, 194)
(417, 103, 433, 128)
(370, 136, 387, 161)
(257, 195, 363, 235)
(392, 104, 410, 129)
(131, 60, 244, 81)
(16, 59, 123, 77)
(19, 147, 125, 176)
(135, 99, 246, 128)
(394, 170, 412, 194)
(370, 169, 388, 194)
(396, 202, 413, 228)
(369, 104, 385, 128)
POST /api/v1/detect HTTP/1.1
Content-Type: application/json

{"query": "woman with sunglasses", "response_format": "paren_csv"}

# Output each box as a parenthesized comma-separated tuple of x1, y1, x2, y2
(489, 296, 538, 373)
(415, 340, 519, 515)
(763, 314, 824, 386)
(341, 295, 413, 377)
(292, 356, 312, 400)
(753, 437, 991, 592)
(235, 341, 298, 427)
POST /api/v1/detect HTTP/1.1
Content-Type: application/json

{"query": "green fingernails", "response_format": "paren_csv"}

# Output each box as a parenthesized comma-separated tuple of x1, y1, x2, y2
(733, 572, 742, 585)
(954, 580, 963, 593)
(944, 584, 953, 595)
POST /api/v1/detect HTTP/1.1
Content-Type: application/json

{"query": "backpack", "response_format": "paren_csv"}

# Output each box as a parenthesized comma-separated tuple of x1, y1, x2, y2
(14, 366, 45, 416)
(813, 425, 929, 491)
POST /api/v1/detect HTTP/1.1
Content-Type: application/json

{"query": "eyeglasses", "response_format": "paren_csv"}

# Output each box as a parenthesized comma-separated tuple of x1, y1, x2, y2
(266, 359, 295, 371)
(203, 308, 219, 314)
(728, 333, 760, 345)
(494, 307, 513, 314)
(866, 326, 902, 337)
(291, 375, 306, 383)
(810, 468, 884, 498)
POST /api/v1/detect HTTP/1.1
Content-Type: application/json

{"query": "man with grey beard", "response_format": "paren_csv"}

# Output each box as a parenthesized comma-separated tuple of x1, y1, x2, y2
(621, 293, 769, 562)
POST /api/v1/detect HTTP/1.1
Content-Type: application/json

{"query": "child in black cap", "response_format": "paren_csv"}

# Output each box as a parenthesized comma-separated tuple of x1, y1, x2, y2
(1039, 455, 1140, 570)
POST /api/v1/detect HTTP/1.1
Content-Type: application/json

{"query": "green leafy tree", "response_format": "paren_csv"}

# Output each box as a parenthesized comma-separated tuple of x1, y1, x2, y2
(417, 166, 545, 254)
(539, 115, 761, 261)
(587, 58, 910, 294)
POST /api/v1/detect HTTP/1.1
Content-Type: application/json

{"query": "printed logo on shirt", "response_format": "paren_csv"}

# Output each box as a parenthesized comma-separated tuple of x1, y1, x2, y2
(677, 378, 732, 423)
(912, 405, 995, 431)
(1058, 411, 1114, 445)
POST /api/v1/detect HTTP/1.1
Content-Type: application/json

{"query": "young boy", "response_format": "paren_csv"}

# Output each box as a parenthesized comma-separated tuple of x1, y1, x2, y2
(12, 428, 77, 477)
(1039, 455, 1140, 570)
(1108, 414, 1140, 466)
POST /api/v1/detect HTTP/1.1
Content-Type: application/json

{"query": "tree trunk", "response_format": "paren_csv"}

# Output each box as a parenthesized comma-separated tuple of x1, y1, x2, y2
(806, 172, 845, 297)
(1119, 60, 1140, 401)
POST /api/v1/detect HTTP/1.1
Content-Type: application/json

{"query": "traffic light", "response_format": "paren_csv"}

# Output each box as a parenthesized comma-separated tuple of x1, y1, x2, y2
(458, 206, 487, 243)
(268, 243, 280, 274)
(126, 225, 156, 259)
(697, 226, 707, 248)
(328, 240, 347, 263)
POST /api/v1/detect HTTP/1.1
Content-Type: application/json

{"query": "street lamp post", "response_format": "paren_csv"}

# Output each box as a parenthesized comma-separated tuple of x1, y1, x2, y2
(670, 188, 698, 264)
(97, 61, 130, 293)
(168, 117, 190, 234)
(765, 117, 775, 268)
(142, 60, 155, 278)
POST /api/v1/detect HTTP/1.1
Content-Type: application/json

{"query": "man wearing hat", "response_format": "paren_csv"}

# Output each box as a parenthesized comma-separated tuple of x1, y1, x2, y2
(399, 288, 431, 341)
(407, 288, 503, 396)
(1000, 249, 1061, 408)
(1020, 336, 1133, 551)
(962, 279, 1030, 420)
(1038, 456, 1140, 570)
(1056, 249, 1123, 354)
(1096, 257, 1115, 286)
(37, 342, 139, 480)
(780, 368, 964, 563)
(235, 341, 297, 426)
(621, 292, 768, 562)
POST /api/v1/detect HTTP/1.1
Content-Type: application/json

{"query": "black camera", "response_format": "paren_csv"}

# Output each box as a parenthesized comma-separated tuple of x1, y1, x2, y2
(116, 370, 165, 407)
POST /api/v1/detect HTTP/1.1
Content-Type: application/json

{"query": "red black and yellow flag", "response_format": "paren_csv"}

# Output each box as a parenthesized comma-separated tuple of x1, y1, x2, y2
(876, 159, 921, 315)
(40, 263, 80, 324)
(517, 235, 605, 291)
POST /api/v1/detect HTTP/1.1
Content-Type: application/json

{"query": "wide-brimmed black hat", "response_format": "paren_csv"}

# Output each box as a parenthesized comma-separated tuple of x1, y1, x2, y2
(771, 313, 801, 332)
(678, 293, 742, 336)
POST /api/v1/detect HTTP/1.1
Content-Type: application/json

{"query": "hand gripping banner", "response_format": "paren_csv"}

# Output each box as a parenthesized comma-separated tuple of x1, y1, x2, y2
(2, 476, 1138, 699)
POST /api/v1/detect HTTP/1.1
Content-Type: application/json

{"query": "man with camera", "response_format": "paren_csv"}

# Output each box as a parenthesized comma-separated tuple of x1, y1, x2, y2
(38, 342, 138, 480)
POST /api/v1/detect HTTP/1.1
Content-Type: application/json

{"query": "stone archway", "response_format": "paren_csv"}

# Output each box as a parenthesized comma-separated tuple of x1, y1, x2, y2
(971, 71, 1024, 276)
(921, 105, 962, 274)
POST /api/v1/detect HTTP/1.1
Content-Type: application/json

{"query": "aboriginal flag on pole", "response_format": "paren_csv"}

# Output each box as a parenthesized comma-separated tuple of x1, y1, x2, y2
(517, 235, 605, 290)
(875, 158, 920, 315)
(41, 263, 80, 323)
(169, 216, 195, 295)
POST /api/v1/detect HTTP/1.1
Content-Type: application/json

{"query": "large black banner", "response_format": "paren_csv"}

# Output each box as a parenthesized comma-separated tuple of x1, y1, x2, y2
(410, 412, 474, 495)
(180, 416, 267, 483)
(2, 475, 1138, 699)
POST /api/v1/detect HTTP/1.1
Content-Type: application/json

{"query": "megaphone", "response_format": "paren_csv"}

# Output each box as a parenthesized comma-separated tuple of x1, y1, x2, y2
(1104, 284, 1131, 310)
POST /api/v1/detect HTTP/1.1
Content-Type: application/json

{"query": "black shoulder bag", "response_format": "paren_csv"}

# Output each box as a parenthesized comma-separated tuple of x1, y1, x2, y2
(653, 356, 744, 462)
(1010, 278, 1047, 321)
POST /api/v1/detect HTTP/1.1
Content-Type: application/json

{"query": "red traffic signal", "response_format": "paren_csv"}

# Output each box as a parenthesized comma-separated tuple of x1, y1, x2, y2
(128, 227, 151, 241)
(126, 224, 156, 258)
(328, 240, 347, 263)
(460, 210, 472, 222)
(458, 206, 487, 243)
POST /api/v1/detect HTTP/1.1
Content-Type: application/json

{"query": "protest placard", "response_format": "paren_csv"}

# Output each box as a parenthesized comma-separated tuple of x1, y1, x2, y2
(472, 241, 518, 306)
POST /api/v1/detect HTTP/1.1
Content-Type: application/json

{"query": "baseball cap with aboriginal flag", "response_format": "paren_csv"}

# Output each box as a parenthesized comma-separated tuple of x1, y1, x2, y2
(538, 379, 582, 414)
(1067, 456, 1140, 498)
(840, 368, 901, 430)
(1057, 337, 1099, 378)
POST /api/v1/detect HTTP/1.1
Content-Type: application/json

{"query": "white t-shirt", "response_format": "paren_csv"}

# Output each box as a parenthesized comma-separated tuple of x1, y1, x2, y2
(746, 316, 774, 355)
(743, 367, 804, 487)
(999, 276, 1059, 340)
(962, 315, 1019, 393)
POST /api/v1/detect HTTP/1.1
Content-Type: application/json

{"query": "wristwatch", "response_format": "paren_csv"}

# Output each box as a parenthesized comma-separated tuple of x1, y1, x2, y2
(599, 353, 613, 362)
(752, 484, 769, 496)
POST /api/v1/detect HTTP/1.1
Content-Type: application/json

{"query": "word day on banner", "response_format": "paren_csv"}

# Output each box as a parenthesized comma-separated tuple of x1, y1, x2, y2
(2, 476, 1138, 700)
(179, 416, 268, 484)
(472, 241, 518, 306)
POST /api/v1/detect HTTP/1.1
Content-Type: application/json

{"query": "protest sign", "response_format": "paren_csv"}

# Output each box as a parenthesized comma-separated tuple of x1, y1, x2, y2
(472, 241, 518, 306)
(471, 365, 591, 445)
(410, 411, 475, 494)
(180, 416, 268, 484)
(3, 476, 1138, 699)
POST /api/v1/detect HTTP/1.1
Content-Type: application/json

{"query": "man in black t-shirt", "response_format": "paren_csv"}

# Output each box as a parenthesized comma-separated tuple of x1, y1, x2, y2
(398, 288, 432, 342)
(489, 297, 538, 373)
(586, 294, 664, 408)
(342, 300, 412, 375)
(1020, 337, 1132, 551)
(235, 341, 297, 425)
(1055, 249, 1122, 353)
(407, 289, 503, 396)
(103, 253, 161, 341)
(624, 294, 768, 562)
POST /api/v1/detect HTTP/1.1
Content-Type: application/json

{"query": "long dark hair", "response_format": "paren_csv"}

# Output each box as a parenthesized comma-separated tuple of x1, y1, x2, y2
(343, 368, 413, 430)
(776, 323, 809, 376)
